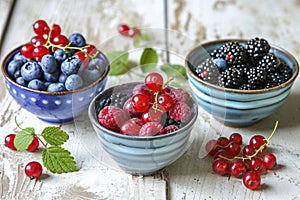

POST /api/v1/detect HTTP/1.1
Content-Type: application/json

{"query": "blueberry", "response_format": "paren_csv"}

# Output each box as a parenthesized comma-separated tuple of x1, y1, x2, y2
(13, 52, 29, 63)
(28, 79, 46, 90)
(43, 70, 60, 82)
(40, 54, 57, 73)
(20, 62, 42, 81)
(58, 73, 68, 83)
(68, 33, 86, 47)
(47, 82, 66, 92)
(16, 77, 27, 86)
(61, 57, 82, 75)
(44, 81, 52, 88)
(83, 58, 107, 85)
(54, 49, 67, 63)
(7, 60, 24, 78)
(65, 74, 83, 90)
(213, 58, 227, 71)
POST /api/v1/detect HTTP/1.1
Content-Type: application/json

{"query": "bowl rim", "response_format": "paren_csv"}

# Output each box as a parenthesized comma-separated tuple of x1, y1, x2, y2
(185, 38, 299, 94)
(1, 45, 110, 95)
(88, 82, 198, 141)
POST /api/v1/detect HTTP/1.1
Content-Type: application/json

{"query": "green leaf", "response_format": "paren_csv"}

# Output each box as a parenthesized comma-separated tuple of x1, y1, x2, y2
(14, 128, 35, 152)
(41, 126, 69, 146)
(140, 48, 158, 73)
(161, 64, 187, 78)
(42, 146, 77, 174)
(133, 33, 152, 48)
(106, 51, 134, 76)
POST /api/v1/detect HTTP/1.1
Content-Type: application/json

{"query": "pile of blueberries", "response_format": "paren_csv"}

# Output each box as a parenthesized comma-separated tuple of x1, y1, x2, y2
(6, 20, 106, 92)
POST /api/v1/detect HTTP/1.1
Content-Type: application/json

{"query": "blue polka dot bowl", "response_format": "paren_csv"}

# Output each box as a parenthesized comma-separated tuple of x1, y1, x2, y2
(185, 39, 299, 127)
(1, 46, 110, 124)
(88, 82, 198, 175)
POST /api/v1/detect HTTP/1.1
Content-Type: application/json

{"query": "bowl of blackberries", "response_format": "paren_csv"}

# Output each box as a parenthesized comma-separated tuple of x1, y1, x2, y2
(88, 73, 198, 175)
(186, 38, 299, 126)
(1, 20, 110, 124)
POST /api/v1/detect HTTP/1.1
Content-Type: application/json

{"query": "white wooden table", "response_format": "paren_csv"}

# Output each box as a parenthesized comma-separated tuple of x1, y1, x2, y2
(1, 0, 300, 199)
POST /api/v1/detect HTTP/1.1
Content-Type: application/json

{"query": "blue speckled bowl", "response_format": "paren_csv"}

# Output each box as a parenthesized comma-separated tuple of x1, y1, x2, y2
(185, 39, 299, 127)
(1, 46, 110, 124)
(88, 82, 198, 175)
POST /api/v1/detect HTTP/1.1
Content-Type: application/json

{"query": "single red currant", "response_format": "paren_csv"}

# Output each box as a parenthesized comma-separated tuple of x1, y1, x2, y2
(25, 161, 43, 180)
(216, 136, 230, 147)
(118, 24, 130, 36)
(4, 134, 16, 150)
(145, 72, 164, 92)
(229, 133, 243, 145)
(32, 46, 50, 61)
(157, 94, 174, 112)
(21, 43, 35, 59)
(51, 34, 69, 48)
(249, 157, 265, 173)
(31, 36, 47, 46)
(50, 24, 61, 38)
(33, 19, 50, 36)
(213, 149, 234, 160)
(84, 44, 98, 56)
(128, 27, 141, 38)
(243, 171, 261, 190)
(27, 136, 39, 152)
(249, 135, 267, 153)
(242, 145, 256, 157)
(142, 106, 164, 123)
(74, 51, 90, 67)
(131, 84, 151, 98)
(263, 153, 277, 170)
(205, 139, 218, 156)
(120, 118, 142, 136)
(226, 141, 241, 157)
(123, 98, 142, 118)
(230, 160, 247, 178)
(132, 93, 150, 113)
(212, 158, 230, 176)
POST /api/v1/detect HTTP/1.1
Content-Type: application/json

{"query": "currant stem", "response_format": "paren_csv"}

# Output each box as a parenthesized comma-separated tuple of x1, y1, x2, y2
(219, 121, 279, 162)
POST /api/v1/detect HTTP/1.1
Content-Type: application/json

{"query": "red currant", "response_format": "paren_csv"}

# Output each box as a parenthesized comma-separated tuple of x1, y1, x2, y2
(4, 134, 16, 150)
(132, 93, 150, 113)
(242, 145, 256, 157)
(33, 19, 50, 36)
(249, 157, 265, 173)
(205, 139, 218, 156)
(145, 72, 164, 92)
(229, 133, 243, 145)
(120, 118, 142, 136)
(118, 24, 130, 36)
(123, 98, 142, 118)
(50, 24, 61, 38)
(142, 106, 163, 123)
(213, 149, 234, 160)
(84, 44, 98, 56)
(157, 94, 174, 112)
(243, 171, 261, 190)
(128, 27, 141, 38)
(216, 136, 230, 147)
(263, 153, 277, 170)
(21, 43, 35, 59)
(32, 46, 50, 61)
(74, 51, 90, 67)
(226, 141, 241, 157)
(230, 160, 247, 178)
(31, 36, 47, 46)
(132, 84, 151, 98)
(51, 34, 69, 47)
(25, 161, 43, 180)
(27, 136, 39, 152)
(249, 135, 267, 153)
(212, 158, 230, 176)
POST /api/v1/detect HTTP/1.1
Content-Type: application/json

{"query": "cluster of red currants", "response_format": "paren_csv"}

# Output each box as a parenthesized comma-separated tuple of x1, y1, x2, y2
(4, 134, 43, 179)
(118, 24, 141, 38)
(205, 125, 278, 190)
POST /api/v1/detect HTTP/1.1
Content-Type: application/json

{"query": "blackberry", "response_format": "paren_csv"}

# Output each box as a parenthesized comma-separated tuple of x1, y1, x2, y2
(258, 53, 280, 73)
(239, 83, 254, 90)
(163, 112, 182, 128)
(194, 58, 220, 84)
(246, 37, 271, 65)
(96, 92, 130, 115)
(278, 62, 292, 82)
(218, 42, 248, 66)
(266, 72, 284, 88)
(218, 67, 244, 89)
(246, 66, 267, 89)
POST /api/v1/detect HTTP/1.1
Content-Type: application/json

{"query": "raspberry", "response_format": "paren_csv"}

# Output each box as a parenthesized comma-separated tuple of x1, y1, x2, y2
(169, 102, 192, 123)
(98, 106, 129, 132)
(169, 88, 190, 103)
(163, 125, 179, 134)
(139, 122, 163, 136)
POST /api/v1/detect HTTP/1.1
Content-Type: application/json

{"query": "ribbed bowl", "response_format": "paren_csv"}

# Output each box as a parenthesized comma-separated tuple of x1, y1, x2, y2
(1, 46, 110, 124)
(185, 39, 299, 127)
(88, 82, 198, 175)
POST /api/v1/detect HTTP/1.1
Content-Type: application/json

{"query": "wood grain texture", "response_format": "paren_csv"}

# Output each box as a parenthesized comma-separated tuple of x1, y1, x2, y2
(1, 0, 300, 199)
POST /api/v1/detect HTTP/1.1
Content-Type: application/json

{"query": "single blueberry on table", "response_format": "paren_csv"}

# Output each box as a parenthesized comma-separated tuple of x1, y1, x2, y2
(61, 57, 82, 75)
(40, 54, 58, 73)
(65, 74, 83, 91)
(47, 82, 66, 92)
(16, 77, 27, 86)
(7, 59, 24, 79)
(68, 33, 86, 47)
(54, 49, 67, 63)
(43, 69, 60, 82)
(28, 79, 46, 90)
(20, 62, 42, 81)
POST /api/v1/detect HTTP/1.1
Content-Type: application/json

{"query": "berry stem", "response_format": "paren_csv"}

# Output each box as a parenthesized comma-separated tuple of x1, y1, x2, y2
(219, 121, 278, 161)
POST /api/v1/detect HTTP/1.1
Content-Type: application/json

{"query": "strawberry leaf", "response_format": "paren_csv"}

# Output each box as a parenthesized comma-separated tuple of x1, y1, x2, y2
(14, 127, 35, 152)
(140, 48, 158, 73)
(42, 146, 77, 174)
(41, 126, 69, 146)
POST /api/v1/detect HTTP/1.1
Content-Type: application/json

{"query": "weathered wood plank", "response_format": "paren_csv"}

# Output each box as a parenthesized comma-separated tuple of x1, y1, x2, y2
(0, 0, 15, 48)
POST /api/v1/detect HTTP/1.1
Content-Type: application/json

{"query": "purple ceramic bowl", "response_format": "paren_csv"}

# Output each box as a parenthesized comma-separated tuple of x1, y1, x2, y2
(1, 46, 110, 124)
